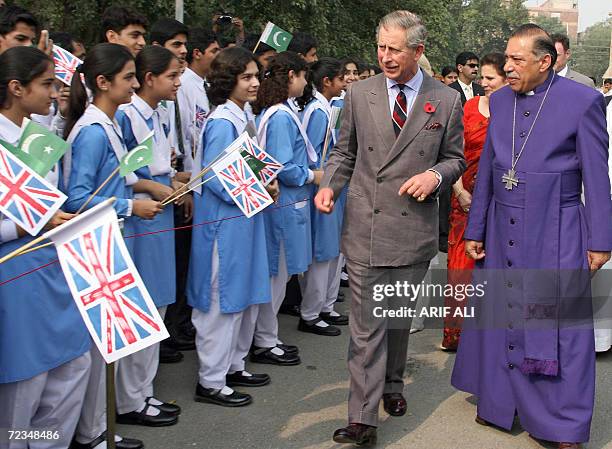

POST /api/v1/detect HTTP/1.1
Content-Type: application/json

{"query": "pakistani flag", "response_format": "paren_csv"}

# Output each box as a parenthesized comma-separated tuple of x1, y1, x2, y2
(240, 149, 267, 176)
(331, 106, 343, 130)
(14, 118, 70, 177)
(120, 131, 153, 176)
(259, 22, 292, 52)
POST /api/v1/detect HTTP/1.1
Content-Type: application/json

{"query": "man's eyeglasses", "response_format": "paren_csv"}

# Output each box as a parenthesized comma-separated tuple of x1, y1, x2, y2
(466, 63, 479, 69)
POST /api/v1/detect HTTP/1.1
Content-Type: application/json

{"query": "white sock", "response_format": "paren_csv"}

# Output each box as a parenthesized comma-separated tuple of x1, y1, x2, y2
(220, 386, 234, 395)
(241, 370, 253, 377)
(147, 397, 163, 406)
(270, 346, 285, 356)
(315, 320, 330, 328)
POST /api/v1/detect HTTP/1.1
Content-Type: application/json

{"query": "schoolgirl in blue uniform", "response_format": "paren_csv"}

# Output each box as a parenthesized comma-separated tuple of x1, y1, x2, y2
(0, 46, 91, 449)
(297, 57, 349, 337)
(188, 47, 273, 407)
(64, 43, 162, 449)
(250, 52, 321, 366)
(115, 45, 183, 426)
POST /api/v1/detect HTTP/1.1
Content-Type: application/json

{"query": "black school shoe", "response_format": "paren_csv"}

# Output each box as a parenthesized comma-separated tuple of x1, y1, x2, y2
(116, 403, 178, 427)
(70, 432, 143, 449)
(320, 311, 349, 326)
(145, 397, 181, 416)
(226, 371, 271, 387)
(250, 346, 301, 365)
(194, 383, 252, 407)
(298, 318, 341, 336)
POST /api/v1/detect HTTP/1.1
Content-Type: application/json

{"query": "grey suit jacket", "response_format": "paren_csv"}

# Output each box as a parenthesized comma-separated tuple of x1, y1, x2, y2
(566, 68, 595, 88)
(321, 71, 466, 267)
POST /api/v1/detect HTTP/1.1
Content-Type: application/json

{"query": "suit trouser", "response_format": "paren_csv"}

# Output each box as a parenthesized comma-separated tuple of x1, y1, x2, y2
(299, 256, 341, 321)
(0, 352, 91, 449)
(192, 242, 259, 389)
(346, 258, 429, 427)
(253, 241, 289, 348)
(115, 307, 167, 414)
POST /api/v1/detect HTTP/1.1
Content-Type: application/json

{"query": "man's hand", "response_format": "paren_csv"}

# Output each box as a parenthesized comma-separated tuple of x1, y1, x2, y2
(315, 187, 334, 214)
(465, 240, 485, 260)
(398, 170, 439, 202)
(588, 250, 611, 275)
(44, 210, 75, 231)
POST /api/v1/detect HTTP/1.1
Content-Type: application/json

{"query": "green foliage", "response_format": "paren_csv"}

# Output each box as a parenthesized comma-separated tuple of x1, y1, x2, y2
(532, 15, 567, 37)
(572, 18, 612, 84)
(18, 0, 533, 72)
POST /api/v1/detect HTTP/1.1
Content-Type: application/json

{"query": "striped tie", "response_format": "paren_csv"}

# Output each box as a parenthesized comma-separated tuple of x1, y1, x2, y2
(392, 84, 407, 137)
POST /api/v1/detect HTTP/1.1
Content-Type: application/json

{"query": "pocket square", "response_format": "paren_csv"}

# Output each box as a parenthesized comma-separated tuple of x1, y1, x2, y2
(425, 122, 443, 130)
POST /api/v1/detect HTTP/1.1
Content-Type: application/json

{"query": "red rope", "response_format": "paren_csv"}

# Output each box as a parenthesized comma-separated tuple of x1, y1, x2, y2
(0, 198, 310, 286)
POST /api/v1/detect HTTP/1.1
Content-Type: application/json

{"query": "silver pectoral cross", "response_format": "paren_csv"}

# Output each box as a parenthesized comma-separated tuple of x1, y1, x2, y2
(502, 169, 519, 190)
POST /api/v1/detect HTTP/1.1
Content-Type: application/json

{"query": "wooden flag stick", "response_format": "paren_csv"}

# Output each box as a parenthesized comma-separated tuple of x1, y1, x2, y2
(76, 166, 121, 215)
(106, 361, 116, 449)
(318, 124, 333, 170)
(252, 39, 261, 54)
(166, 175, 216, 205)
(162, 144, 242, 205)
(0, 234, 48, 264)
(18, 241, 52, 256)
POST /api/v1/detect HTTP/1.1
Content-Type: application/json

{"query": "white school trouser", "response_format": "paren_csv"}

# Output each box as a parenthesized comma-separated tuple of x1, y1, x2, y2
(0, 352, 91, 449)
(75, 348, 107, 444)
(192, 241, 257, 389)
(253, 241, 289, 348)
(114, 307, 166, 414)
(300, 256, 341, 321)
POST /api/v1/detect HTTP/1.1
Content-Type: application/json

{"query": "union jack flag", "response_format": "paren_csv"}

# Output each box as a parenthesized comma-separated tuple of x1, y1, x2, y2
(194, 105, 207, 131)
(0, 144, 66, 236)
(242, 138, 283, 186)
(52, 44, 83, 85)
(212, 151, 272, 218)
(48, 200, 168, 363)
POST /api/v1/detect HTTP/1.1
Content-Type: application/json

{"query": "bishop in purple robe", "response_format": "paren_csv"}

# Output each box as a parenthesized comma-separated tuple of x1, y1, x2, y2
(451, 25, 612, 449)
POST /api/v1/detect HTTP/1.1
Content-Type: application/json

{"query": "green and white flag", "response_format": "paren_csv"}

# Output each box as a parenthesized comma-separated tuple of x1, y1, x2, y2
(14, 118, 70, 177)
(331, 106, 343, 130)
(259, 22, 292, 52)
(120, 131, 153, 176)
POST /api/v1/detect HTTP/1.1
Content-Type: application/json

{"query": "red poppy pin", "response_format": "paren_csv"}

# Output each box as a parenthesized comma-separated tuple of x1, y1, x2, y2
(424, 102, 436, 114)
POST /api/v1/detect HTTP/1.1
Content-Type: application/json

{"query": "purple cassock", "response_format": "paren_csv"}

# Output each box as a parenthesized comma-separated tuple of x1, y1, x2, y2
(451, 70, 612, 443)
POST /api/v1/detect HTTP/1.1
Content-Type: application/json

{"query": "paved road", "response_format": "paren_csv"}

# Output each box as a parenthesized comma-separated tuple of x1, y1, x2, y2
(119, 292, 612, 449)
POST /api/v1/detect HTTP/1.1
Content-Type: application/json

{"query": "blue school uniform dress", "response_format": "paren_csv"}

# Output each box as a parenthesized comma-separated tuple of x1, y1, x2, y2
(0, 113, 90, 384)
(187, 100, 271, 313)
(301, 92, 344, 263)
(116, 95, 176, 308)
(65, 105, 138, 253)
(329, 93, 347, 213)
(257, 101, 316, 276)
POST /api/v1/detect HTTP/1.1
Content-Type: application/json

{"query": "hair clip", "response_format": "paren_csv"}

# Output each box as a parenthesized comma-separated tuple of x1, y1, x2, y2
(263, 70, 272, 79)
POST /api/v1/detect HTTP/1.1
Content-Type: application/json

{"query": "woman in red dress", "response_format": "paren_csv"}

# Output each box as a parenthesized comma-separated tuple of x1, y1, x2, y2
(442, 53, 507, 351)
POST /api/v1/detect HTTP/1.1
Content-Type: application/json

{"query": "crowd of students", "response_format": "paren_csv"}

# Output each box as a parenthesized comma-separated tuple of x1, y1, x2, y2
(0, 4, 389, 449)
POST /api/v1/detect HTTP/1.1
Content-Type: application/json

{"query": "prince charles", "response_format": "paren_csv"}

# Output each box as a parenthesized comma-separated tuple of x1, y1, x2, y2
(315, 10, 466, 445)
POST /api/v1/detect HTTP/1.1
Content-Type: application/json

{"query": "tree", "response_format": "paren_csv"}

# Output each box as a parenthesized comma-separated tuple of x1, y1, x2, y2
(532, 15, 567, 37)
(572, 18, 612, 84)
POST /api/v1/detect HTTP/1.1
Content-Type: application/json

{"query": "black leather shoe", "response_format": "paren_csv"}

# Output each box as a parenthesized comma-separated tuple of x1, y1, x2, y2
(250, 346, 301, 365)
(168, 334, 196, 351)
(226, 371, 270, 387)
(279, 304, 301, 317)
(333, 423, 377, 445)
(320, 311, 349, 326)
(70, 432, 144, 449)
(194, 383, 252, 407)
(146, 397, 180, 416)
(116, 403, 178, 427)
(298, 318, 341, 336)
(383, 393, 407, 417)
(159, 343, 183, 363)
(277, 343, 299, 354)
